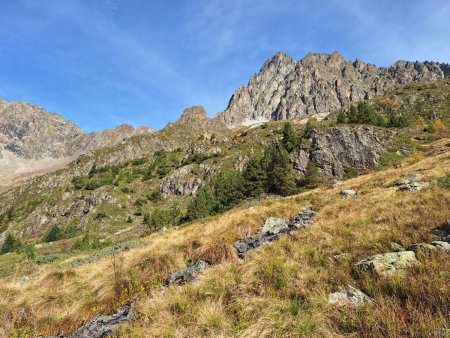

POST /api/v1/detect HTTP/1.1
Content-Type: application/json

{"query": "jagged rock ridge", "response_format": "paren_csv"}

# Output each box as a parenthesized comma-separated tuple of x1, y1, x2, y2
(220, 51, 450, 127)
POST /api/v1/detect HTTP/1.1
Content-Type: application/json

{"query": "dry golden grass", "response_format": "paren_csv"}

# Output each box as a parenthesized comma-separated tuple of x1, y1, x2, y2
(1, 139, 449, 337)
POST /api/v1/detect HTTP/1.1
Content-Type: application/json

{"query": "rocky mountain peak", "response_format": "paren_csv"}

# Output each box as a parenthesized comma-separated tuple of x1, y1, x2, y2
(260, 51, 296, 73)
(219, 51, 449, 127)
(177, 106, 209, 123)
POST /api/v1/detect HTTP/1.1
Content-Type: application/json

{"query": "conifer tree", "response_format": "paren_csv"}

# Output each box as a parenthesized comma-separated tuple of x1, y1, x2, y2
(186, 187, 216, 221)
(282, 122, 297, 152)
(243, 156, 267, 197)
(1, 233, 16, 254)
(266, 146, 297, 196)
(302, 160, 321, 188)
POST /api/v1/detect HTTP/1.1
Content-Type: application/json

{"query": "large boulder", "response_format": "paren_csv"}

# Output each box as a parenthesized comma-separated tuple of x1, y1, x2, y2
(354, 251, 417, 276)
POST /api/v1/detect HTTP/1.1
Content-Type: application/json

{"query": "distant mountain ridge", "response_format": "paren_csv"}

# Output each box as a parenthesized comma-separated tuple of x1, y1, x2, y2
(0, 98, 155, 161)
(219, 51, 450, 127)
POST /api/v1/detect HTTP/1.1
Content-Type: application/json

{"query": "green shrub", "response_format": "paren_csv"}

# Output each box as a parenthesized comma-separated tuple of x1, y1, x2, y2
(147, 189, 162, 202)
(43, 223, 81, 243)
(343, 166, 360, 180)
(44, 224, 62, 243)
(144, 203, 182, 231)
(437, 172, 450, 189)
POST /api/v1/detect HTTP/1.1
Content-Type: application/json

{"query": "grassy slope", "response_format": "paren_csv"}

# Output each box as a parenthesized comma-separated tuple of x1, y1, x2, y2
(0, 138, 449, 337)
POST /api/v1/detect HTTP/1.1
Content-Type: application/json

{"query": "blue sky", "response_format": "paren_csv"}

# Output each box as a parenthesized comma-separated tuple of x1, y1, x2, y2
(0, 0, 449, 132)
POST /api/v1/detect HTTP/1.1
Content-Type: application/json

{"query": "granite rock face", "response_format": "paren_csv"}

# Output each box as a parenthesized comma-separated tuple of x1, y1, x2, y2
(290, 126, 393, 177)
(220, 51, 449, 127)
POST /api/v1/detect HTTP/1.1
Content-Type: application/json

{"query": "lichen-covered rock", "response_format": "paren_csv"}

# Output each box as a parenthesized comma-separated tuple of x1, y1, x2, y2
(328, 285, 373, 306)
(431, 241, 450, 253)
(260, 217, 289, 235)
(397, 172, 422, 185)
(167, 260, 209, 285)
(407, 243, 437, 255)
(354, 251, 417, 276)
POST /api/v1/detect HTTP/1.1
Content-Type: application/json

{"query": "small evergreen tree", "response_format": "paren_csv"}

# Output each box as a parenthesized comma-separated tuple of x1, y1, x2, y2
(282, 122, 298, 152)
(301, 161, 321, 188)
(44, 224, 62, 243)
(212, 170, 245, 211)
(266, 146, 297, 196)
(243, 156, 267, 197)
(186, 187, 216, 221)
(1, 233, 16, 254)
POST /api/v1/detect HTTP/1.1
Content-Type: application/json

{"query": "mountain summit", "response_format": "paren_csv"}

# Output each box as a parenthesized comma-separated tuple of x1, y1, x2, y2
(219, 51, 450, 127)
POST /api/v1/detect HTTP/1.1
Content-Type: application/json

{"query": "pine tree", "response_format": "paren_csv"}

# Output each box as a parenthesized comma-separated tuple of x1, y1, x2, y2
(282, 122, 298, 152)
(186, 187, 216, 221)
(212, 170, 245, 211)
(243, 156, 267, 197)
(302, 161, 321, 189)
(266, 146, 297, 196)
(1, 233, 16, 254)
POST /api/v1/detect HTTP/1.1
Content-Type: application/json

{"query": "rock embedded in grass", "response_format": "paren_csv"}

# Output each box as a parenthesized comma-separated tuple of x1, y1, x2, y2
(431, 241, 450, 253)
(69, 303, 133, 338)
(340, 189, 357, 198)
(407, 243, 437, 255)
(234, 208, 316, 258)
(328, 285, 373, 306)
(354, 251, 417, 276)
(167, 260, 208, 285)
(397, 172, 429, 191)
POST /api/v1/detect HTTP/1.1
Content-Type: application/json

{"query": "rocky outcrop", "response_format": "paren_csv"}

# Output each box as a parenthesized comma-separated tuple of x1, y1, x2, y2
(234, 208, 316, 258)
(160, 163, 218, 197)
(291, 126, 393, 177)
(220, 51, 449, 127)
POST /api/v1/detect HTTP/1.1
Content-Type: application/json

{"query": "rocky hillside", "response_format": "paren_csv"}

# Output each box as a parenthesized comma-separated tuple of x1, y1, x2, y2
(219, 51, 450, 127)
(0, 99, 155, 188)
